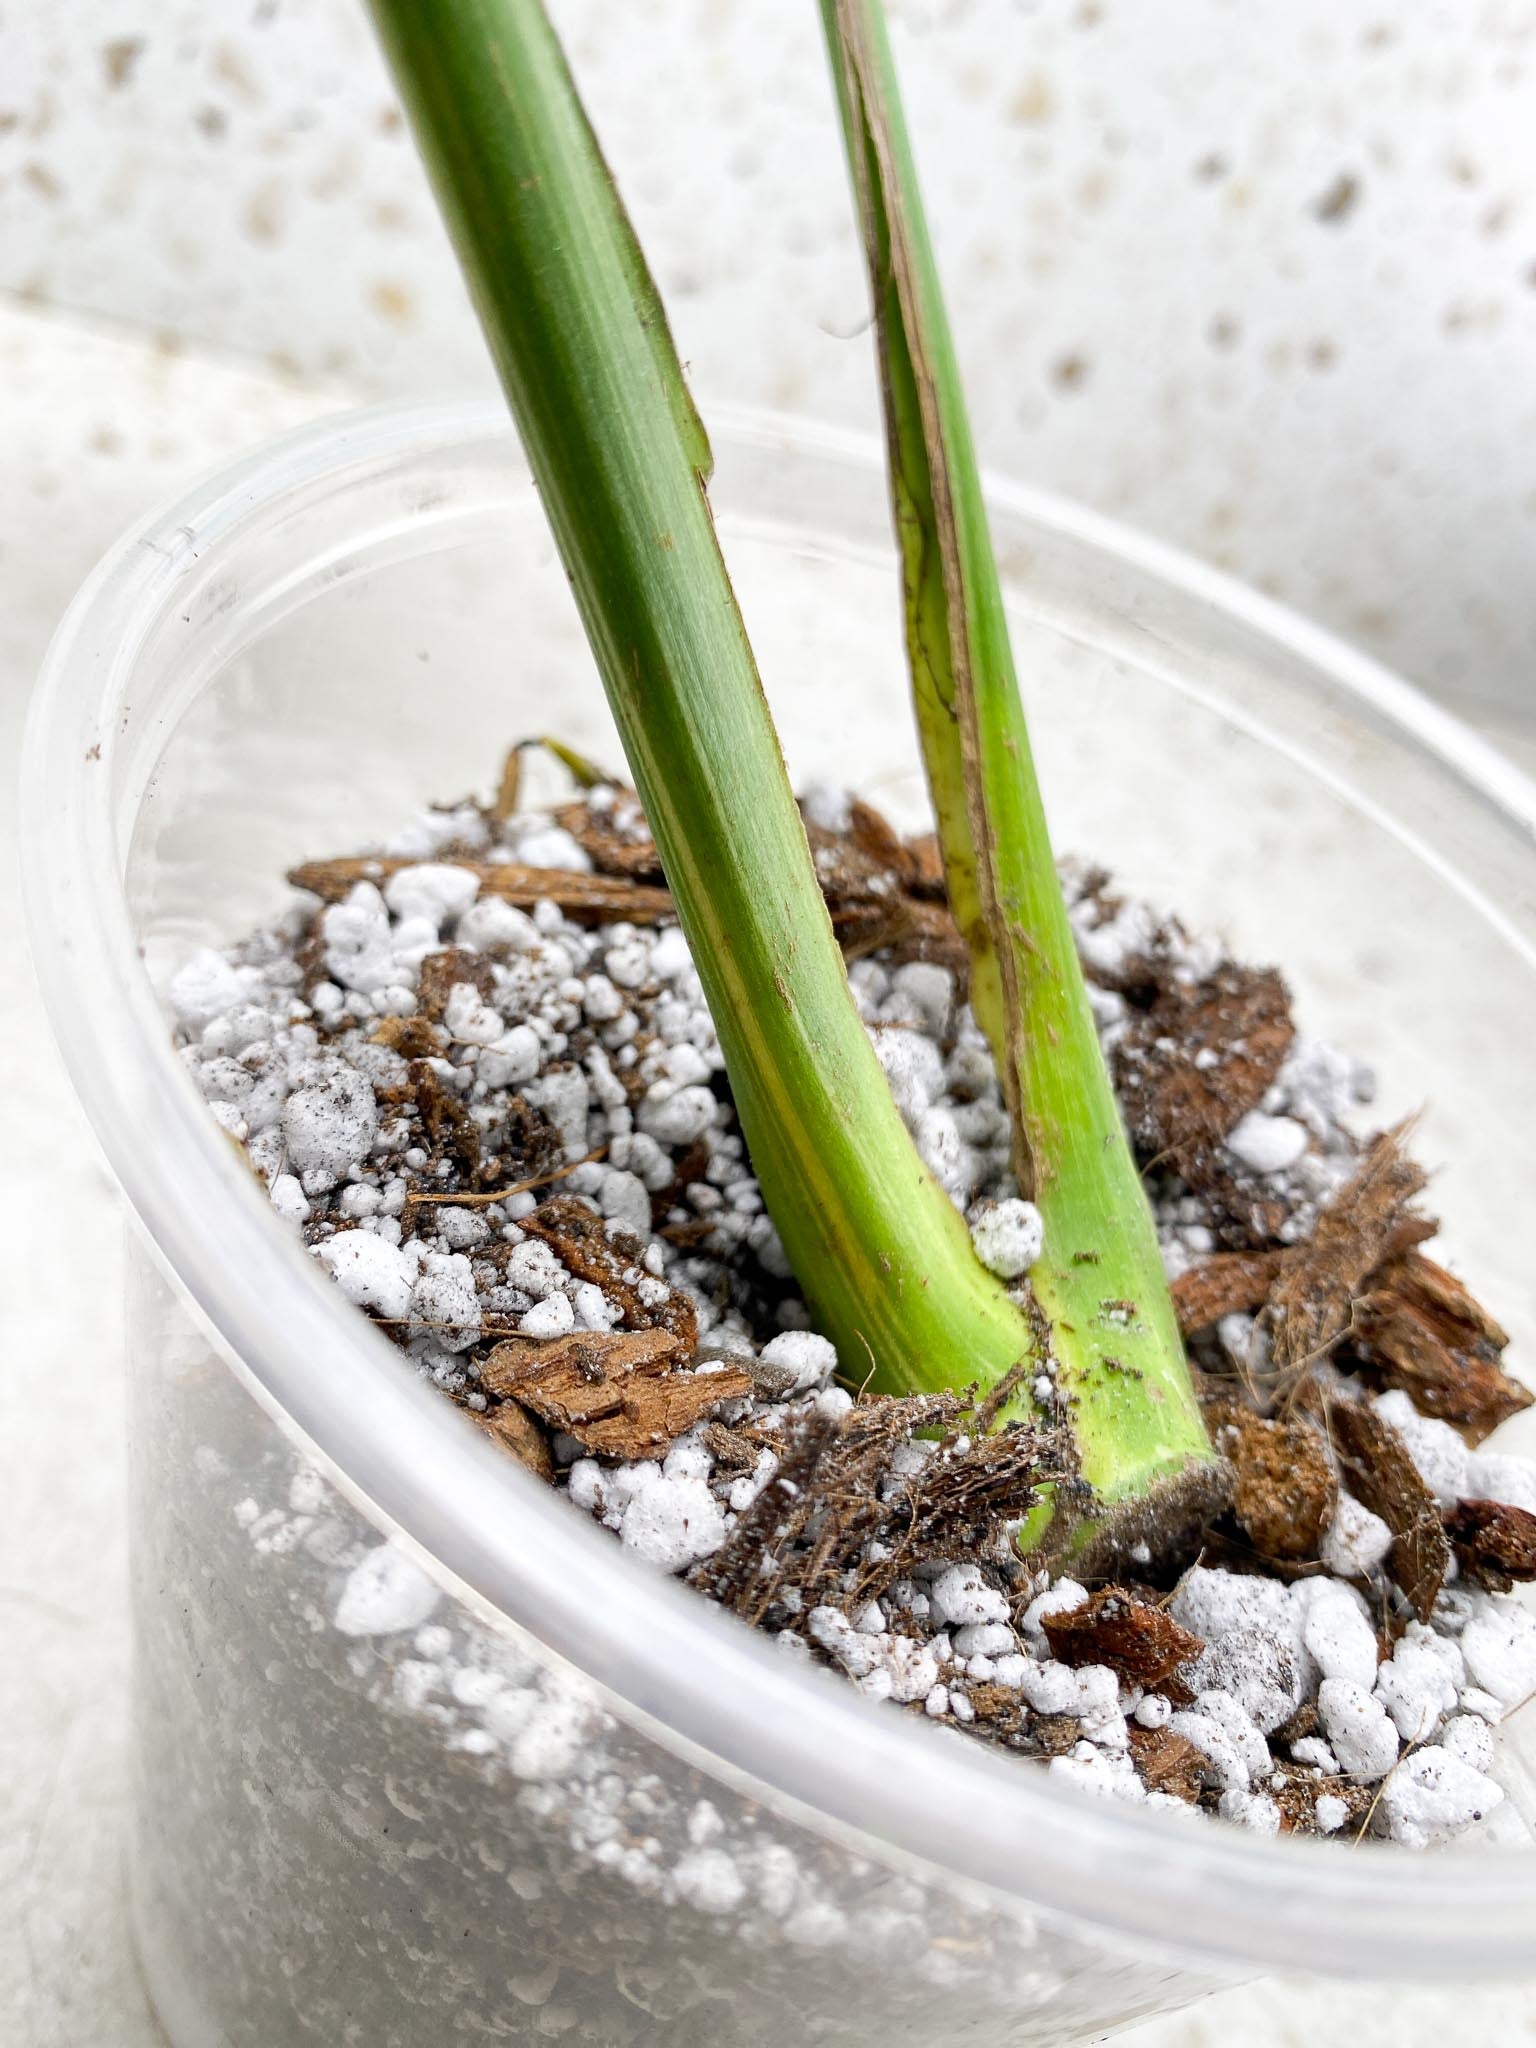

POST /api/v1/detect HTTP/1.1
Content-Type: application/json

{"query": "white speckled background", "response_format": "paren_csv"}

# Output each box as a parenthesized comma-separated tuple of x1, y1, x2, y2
(2, 3, 1535, 2043)
(3, 0, 1536, 722)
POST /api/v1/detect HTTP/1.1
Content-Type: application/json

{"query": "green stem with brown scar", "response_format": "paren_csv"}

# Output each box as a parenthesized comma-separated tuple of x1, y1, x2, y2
(820, 0, 1218, 1527)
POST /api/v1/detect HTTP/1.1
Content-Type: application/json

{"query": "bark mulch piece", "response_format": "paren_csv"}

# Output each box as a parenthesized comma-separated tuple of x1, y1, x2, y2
(476, 1397, 555, 1480)
(1444, 1497, 1536, 1592)
(1127, 1723, 1209, 1803)
(1040, 1586, 1204, 1692)
(1326, 1397, 1451, 1621)
(698, 1417, 769, 1474)
(964, 1682, 1029, 1738)
(290, 854, 676, 926)
(1265, 1127, 1428, 1379)
(1172, 1250, 1286, 1336)
(1178, 1131, 1521, 1501)
(1217, 1410, 1338, 1563)
(1030, 1714, 1088, 1759)
(479, 1328, 750, 1461)
(519, 1195, 699, 1348)
(1353, 1251, 1528, 1445)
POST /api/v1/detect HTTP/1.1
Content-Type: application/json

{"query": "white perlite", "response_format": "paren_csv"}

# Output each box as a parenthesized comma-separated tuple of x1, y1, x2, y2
(334, 1540, 442, 1637)
(1224, 1111, 1310, 1177)
(1320, 1492, 1393, 1577)
(183, 789, 1536, 1855)
(968, 1198, 1044, 1280)
(1378, 1747, 1505, 1850)
(1460, 1597, 1536, 1708)
(1318, 1679, 1399, 1781)
(1297, 1579, 1379, 1692)
(758, 1331, 838, 1393)
(317, 1229, 418, 1319)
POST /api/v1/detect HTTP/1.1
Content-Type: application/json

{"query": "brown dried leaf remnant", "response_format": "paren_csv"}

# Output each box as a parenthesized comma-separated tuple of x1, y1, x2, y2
(1327, 1398, 1451, 1620)
(291, 792, 963, 969)
(1040, 1587, 1203, 1692)
(480, 1329, 751, 1461)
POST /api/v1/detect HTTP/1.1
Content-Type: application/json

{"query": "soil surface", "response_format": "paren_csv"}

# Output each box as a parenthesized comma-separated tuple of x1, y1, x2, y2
(170, 755, 1536, 1846)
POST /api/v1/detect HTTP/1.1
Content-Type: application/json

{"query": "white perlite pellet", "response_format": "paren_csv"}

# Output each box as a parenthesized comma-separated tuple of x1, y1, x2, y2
(317, 1229, 418, 1319)
(968, 1198, 1044, 1280)
(1375, 1625, 1462, 1742)
(1225, 1111, 1310, 1176)
(1320, 1492, 1394, 1578)
(1297, 1579, 1379, 1693)
(1318, 1679, 1400, 1781)
(282, 1060, 378, 1183)
(334, 1541, 442, 1637)
(929, 1564, 1010, 1629)
(1169, 1695, 1266, 1792)
(619, 1468, 727, 1573)
(758, 1331, 838, 1393)
(1314, 1793, 1349, 1835)
(1460, 1596, 1536, 1708)
(1379, 1747, 1505, 1850)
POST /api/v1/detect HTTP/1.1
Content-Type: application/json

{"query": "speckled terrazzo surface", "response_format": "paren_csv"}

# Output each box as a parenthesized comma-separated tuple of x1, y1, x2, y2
(4, 0, 1536, 724)
(3, 298, 1536, 2046)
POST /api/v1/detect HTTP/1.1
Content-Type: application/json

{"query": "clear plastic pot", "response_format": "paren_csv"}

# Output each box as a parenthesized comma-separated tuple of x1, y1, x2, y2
(22, 401, 1536, 2046)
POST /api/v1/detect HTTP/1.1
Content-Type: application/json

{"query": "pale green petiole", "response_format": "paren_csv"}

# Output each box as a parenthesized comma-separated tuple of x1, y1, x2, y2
(819, 0, 1218, 1520)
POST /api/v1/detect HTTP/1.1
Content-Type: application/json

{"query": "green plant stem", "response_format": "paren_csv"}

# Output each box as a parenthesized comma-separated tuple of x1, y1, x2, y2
(366, 0, 1034, 1408)
(820, 0, 1216, 1513)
